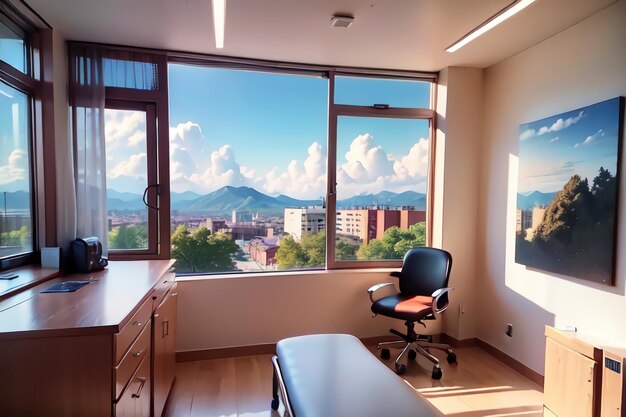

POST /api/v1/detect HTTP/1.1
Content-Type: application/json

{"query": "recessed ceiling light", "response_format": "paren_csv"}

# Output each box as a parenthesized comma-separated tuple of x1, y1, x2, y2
(212, 0, 226, 48)
(331, 15, 355, 29)
(446, 0, 535, 53)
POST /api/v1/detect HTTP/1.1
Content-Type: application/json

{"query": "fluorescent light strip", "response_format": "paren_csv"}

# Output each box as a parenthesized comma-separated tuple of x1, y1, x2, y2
(446, 0, 535, 53)
(212, 0, 226, 49)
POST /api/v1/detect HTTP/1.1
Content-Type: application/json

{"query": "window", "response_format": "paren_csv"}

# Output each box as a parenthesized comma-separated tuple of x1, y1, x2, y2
(329, 74, 433, 268)
(104, 102, 158, 254)
(0, 8, 42, 270)
(167, 60, 435, 275)
(93, 48, 169, 261)
(168, 63, 328, 274)
(0, 80, 32, 260)
(0, 13, 28, 74)
(333, 116, 430, 264)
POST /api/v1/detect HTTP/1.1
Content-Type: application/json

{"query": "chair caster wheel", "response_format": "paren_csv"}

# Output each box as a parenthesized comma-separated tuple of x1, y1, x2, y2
(447, 352, 457, 364)
(432, 367, 443, 380)
(395, 364, 406, 375)
(381, 348, 390, 359)
(408, 350, 417, 360)
(271, 398, 279, 410)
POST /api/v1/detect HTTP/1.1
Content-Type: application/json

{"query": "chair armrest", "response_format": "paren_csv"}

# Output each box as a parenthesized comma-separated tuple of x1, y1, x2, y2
(367, 282, 396, 303)
(390, 271, 402, 278)
(431, 287, 454, 314)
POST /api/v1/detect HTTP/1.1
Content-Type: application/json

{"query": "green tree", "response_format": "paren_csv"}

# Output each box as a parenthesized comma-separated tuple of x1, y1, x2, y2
(534, 175, 592, 245)
(336, 239, 358, 261)
(171, 225, 238, 273)
(275, 231, 331, 269)
(108, 224, 148, 249)
(275, 235, 307, 269)
(1, 225, 30, 247)
(357, 222, 427, 260)
(301, 231, 326, 268)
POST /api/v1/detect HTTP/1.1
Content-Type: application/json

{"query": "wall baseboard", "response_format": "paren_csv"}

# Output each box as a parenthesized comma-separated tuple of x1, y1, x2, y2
(176, 334, 400, 362)
(176, 333, 545, 388)
(475, 339, 544, 386)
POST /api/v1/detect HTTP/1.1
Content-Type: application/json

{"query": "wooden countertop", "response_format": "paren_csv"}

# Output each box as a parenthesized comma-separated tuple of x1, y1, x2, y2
(0, 260, 174, 340)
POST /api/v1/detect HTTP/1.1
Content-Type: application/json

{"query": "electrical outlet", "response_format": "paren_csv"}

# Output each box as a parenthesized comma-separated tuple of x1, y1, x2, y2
(505, 323, 513, 337)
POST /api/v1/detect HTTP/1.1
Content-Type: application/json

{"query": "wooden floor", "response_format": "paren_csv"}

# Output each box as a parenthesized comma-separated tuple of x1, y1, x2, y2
(163, 345, 544, 417)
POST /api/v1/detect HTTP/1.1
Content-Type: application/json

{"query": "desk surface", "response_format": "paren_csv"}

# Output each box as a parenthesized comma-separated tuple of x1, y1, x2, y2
(0, 260, 174, 340)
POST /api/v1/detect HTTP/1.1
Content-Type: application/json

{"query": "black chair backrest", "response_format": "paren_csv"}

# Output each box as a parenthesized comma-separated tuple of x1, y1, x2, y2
(398, 247, 452, 297)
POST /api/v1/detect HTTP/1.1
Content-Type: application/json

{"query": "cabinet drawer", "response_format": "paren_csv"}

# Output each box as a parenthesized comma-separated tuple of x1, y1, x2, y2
(114, 352, 151, 417)
(114, 321, 151, 401)
(114, 297, 152, 364)
(151, 272, 176, 309)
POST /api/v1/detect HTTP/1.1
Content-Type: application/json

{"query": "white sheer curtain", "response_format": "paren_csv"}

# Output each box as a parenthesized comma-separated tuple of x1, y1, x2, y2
(68, 45, 108, 255)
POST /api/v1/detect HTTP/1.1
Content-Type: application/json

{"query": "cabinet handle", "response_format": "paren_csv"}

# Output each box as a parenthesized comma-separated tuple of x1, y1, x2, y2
(171, 292, 178, 297)
(154, 313, 160, 318)
(133, 321, 143, 327)
(133, 349, 146, 358)
(131, 376, 147, 398)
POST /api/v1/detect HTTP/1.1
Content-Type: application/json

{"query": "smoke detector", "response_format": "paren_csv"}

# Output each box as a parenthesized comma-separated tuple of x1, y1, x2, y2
(331, 15, 354, 29)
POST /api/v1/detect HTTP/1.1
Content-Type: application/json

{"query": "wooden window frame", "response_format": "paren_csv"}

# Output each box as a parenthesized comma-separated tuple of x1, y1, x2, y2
(104, 99, 159, 259)
(101, 52, 170, 261)
(327, 72, 436, 269)
(0, 7, 55, 271)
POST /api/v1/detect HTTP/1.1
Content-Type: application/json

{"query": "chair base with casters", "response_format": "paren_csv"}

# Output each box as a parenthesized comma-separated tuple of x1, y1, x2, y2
(376, 320, 456, 379)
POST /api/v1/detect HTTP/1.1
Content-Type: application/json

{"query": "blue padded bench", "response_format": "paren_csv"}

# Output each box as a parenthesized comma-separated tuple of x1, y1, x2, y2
(271, 334, 441, 417)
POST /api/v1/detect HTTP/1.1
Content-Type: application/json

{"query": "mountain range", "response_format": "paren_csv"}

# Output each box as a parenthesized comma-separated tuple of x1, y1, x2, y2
(1, 186, 427, 216)
(109, 186, 426, 215)
(517, 191, 557, 210)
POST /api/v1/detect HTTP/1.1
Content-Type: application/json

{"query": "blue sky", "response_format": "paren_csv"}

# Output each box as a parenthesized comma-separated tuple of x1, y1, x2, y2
(1, 49, 433, 200)
(0, 79, 30, 195)
(165, 64, 432, 199)
(517, 98, 622, 194)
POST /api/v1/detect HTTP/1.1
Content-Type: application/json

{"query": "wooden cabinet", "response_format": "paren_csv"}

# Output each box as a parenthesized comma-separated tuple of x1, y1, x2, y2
(0, 260, 176, 417)
(543, 326, 603, 417)
(152, 283, 178, 417)
(601, 349, 626, 417)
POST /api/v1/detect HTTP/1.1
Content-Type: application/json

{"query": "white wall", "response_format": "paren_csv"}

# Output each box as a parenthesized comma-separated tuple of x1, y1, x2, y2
(437, 67, 483, 341)
(176, 270, 432, 351)
(478, 0, 626, 373)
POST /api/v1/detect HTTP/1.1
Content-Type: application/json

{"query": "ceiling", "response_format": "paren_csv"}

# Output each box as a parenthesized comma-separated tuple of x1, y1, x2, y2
(26, 0, 616, 72)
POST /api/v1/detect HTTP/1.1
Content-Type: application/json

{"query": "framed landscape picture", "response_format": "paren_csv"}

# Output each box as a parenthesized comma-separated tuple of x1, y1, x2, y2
(515, 97, 624, 285)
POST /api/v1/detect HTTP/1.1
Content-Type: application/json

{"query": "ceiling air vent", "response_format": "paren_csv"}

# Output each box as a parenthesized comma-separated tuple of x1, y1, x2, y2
(331, 15, 354, 29)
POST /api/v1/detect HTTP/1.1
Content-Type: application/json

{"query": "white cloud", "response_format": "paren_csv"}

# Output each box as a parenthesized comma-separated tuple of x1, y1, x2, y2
(167, 120, 431, 199)
(393, 139, 429, 179)
(0, 149, 28, 187)
(574, 129, 605, 148)
(342, 134, 394, 180)
(187, 145, 248, 191)
(337, 134, 429, 197)
(104, 109, 146, 150)
(519, 128, 536, 141)
(109, 153, 147, 179)
(549, 137, 559, 142)
(262, 142, 326, 198)
(537, 111, 584, 136)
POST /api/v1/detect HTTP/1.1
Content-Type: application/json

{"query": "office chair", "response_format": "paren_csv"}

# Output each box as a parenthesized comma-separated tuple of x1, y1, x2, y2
(368, 247, 456, 379)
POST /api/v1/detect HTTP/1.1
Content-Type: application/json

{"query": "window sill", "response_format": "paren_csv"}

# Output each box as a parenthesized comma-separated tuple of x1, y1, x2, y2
(174, 267, 398, 282)
(0, 265, 60, 302)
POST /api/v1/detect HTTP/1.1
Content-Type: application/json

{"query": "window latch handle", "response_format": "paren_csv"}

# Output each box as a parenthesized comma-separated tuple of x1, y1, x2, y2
(142, 184, 160, 210)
